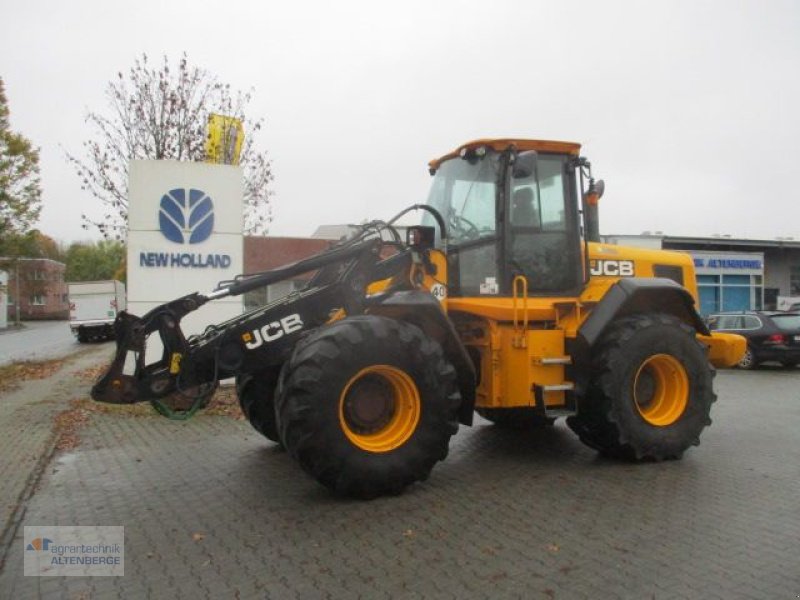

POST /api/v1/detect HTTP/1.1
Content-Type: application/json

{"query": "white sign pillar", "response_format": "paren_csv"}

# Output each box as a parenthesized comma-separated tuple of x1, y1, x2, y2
(127, 160, 243, 338)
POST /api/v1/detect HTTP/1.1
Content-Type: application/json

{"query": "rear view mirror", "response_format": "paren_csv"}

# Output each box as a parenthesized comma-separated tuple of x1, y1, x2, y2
(512, 151, 537, 179)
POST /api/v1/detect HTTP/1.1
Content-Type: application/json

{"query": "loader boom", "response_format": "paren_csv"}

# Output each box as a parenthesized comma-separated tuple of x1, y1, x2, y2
(91, 232, 416, 409)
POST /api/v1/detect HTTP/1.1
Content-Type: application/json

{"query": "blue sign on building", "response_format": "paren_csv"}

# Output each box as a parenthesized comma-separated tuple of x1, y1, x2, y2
(692, 251, 764, 315)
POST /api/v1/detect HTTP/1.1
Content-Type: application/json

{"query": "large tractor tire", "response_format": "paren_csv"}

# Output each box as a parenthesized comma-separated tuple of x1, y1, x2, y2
(275, 315, 461, 499)
(236, 368, 281, 444)
(567, 313, 715, 461)
(476, 407, 555, 429)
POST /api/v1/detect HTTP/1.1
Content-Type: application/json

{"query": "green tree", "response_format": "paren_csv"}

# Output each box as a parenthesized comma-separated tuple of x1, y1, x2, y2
(65, 240, 126, 282)
(0, 229, 64, 261)
(67, 53, 274, 240)
(0, 77, 42, 247)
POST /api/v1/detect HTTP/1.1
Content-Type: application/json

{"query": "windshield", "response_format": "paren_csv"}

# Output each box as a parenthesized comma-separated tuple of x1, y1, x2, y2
(771, 314, 800, 331)
(424, 151, 500, 245)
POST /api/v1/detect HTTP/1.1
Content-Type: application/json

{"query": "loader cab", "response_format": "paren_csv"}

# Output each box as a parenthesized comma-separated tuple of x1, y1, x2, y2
(425, 141, 584, 298)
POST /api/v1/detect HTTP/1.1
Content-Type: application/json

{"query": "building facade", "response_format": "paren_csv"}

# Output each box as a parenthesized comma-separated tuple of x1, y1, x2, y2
(2, 258, 69, 321)
(604, 235, 800, 315)
(243, 237, 333, 311)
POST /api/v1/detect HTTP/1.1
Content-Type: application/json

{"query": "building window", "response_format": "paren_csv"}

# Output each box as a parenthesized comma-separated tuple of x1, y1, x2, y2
(30, 294, 45, 306)
(696, 273, 763, 315)
(791, 265, 800, 295)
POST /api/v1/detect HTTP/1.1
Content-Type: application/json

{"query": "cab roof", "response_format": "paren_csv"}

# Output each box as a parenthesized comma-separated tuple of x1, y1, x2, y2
(428, 138, 582, 171)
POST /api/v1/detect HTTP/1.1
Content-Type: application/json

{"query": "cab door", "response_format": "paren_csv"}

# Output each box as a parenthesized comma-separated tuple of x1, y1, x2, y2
(504, 154, 583, 296)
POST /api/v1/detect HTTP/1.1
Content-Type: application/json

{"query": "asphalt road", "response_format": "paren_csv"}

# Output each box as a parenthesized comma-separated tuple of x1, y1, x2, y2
(0, 321, 91, 366)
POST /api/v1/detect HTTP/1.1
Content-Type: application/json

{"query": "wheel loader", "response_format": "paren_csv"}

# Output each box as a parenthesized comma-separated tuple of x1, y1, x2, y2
(92, 139, 745, 498)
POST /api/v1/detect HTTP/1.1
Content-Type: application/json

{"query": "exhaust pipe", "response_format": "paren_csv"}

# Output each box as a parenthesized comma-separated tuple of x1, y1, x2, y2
(584, 178, 604, 243)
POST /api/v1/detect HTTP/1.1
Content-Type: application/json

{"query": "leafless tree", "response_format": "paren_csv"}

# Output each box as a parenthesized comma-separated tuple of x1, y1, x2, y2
(68, 53, 273, 239)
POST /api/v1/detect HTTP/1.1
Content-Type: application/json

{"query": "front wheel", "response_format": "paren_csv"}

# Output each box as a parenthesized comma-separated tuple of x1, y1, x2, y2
(567, 313, 716, 461)
(276, 316, 461, 499)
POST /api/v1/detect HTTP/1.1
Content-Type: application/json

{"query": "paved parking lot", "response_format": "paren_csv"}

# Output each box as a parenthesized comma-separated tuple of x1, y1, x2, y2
(0, 355, 798, 599)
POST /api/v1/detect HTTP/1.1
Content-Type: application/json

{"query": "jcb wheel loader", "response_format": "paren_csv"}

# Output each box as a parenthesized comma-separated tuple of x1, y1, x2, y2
(92, 139, 745, 498)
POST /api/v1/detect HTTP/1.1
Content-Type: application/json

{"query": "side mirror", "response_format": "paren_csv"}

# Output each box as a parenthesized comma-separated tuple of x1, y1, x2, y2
(594, 179, 605, 199)
(512, 151, 537, 179)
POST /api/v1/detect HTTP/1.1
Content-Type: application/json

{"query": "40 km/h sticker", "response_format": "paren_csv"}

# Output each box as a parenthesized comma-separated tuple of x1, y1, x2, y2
(430, 283, 447, 302)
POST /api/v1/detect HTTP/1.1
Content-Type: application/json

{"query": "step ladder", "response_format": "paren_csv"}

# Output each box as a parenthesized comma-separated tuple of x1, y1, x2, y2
(512, 275, 578, 418)
(532, 356, 577, 418)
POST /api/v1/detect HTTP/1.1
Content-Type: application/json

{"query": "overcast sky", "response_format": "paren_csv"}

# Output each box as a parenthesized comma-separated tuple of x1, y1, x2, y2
(2, 0, 799, 244)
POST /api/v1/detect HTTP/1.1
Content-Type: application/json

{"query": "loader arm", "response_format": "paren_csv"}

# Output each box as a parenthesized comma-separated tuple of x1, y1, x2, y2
(91, 235, 415, 407)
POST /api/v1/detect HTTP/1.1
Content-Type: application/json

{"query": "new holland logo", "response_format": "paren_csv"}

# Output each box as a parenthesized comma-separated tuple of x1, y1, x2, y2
(159, 188, 215, 244)
(140, 187, 232, 269)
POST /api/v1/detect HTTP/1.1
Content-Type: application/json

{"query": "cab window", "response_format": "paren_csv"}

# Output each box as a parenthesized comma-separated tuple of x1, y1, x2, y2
(508, 155, 576, 292)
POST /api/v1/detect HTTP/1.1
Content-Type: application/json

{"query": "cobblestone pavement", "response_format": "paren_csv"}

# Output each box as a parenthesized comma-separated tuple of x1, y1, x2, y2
(0, 359, 798, 599)
(0, 344, 113, 560)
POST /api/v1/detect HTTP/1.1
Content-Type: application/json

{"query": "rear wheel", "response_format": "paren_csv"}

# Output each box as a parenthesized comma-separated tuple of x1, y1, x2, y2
(276, 316, 461, 499)
(236, 368, 281, 444)
(567, 313, 715, 461)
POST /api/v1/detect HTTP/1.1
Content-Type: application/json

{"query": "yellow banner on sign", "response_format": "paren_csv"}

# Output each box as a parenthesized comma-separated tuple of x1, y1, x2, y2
(205, 114, 244, 166)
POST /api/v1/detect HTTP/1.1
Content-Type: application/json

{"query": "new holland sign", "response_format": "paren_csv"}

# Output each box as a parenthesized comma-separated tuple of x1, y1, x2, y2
(136, 186, 233, 270)
(127, 160, 243, 336)
(159, 188, 215, 244)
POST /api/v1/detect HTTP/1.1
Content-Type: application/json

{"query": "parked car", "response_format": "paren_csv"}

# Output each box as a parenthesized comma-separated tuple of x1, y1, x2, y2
(707, 311, 800, 369)
(776, 296, 800, 311)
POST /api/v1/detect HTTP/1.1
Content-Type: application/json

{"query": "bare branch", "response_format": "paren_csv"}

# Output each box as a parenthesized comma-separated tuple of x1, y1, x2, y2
(67, 53, 273, 239)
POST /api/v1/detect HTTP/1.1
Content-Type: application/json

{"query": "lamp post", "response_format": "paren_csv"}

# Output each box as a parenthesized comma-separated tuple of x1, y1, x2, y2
(14, 258, 20, 327)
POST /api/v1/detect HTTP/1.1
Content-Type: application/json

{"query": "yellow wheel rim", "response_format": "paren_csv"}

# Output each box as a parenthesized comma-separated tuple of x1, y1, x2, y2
(633, 354, 689, 426)
(339, 365, 421, 453)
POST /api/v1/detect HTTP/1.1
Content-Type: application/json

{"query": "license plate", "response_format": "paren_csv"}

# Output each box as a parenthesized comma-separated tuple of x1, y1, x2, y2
(795, 335, 800, 342)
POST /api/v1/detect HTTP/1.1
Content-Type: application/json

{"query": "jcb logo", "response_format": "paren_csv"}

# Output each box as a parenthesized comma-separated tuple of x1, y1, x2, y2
(243, 314, 304, 350)
(590, 259, 635, 277)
